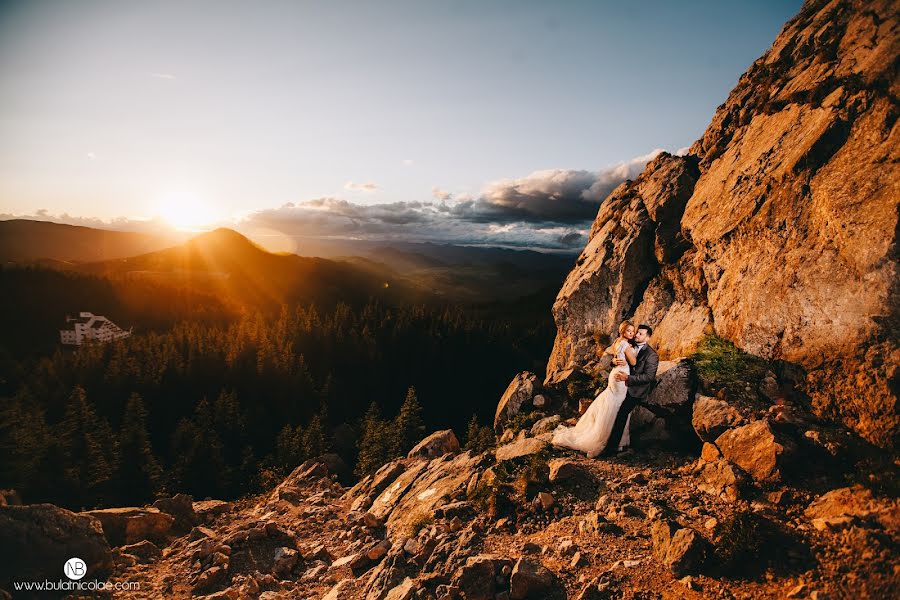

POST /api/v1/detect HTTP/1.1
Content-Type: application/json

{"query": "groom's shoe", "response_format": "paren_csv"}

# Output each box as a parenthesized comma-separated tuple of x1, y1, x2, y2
(597, 447, 620, 458)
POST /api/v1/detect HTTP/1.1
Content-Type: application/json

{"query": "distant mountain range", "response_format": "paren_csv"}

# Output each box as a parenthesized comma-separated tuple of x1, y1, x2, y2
(0, 219, 187, 264)
(0, 219, 576, 303)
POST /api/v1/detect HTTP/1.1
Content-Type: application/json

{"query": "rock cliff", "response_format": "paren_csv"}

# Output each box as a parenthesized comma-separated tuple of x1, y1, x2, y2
(546, 0, 899, 450)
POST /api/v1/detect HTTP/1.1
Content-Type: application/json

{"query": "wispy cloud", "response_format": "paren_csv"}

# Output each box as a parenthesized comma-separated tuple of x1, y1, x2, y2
(431, 187, 452, 201)
(150, 72, 176, 80)
(402, 159, 414, 167)
(344, 181, 379, 192)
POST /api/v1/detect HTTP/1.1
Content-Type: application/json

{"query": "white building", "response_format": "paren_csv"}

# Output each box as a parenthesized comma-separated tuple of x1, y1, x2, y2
(60, 311, 132, 346)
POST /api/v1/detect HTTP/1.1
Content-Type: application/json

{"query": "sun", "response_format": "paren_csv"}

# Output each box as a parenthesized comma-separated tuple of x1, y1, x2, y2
(156, 191, 218, 231)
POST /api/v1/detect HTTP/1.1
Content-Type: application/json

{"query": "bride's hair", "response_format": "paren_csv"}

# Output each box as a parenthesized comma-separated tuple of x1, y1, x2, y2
(618, 320, 635, 336)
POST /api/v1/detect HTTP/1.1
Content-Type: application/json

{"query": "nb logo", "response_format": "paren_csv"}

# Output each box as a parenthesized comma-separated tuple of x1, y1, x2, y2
(64, 557, 87, 580)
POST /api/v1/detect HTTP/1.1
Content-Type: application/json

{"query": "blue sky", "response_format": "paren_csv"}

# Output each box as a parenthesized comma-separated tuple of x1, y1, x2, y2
(0, 0, 802, 250)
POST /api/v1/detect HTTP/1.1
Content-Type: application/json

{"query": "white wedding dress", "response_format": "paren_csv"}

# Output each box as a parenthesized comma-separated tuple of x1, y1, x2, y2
(551, 339, 632, 458)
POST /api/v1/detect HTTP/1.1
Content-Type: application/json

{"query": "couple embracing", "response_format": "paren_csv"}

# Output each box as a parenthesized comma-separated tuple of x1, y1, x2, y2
(551, 322, 659, 458)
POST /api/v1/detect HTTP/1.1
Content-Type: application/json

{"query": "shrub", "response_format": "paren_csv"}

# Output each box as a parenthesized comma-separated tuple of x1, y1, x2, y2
(505, 411, 541, 433)
(463, 414, 495, 454)
(689, 334, 768, 395)
(403, 511, 434, 538)
(511, 448, 551, 499)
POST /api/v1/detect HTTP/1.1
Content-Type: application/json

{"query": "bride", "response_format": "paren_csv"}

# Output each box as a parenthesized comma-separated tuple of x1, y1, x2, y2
(551, 321, 637, 458)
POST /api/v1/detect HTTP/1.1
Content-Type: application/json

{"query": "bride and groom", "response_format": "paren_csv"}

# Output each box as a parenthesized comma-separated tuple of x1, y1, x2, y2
(551, 321, 659, 458)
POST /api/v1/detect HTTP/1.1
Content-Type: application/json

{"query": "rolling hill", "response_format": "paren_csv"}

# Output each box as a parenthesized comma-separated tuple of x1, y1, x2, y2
(72, 228, 425, 310)
(0, 219, 185, 264)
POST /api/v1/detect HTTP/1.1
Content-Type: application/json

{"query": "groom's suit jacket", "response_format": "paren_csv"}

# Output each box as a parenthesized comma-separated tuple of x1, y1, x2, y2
(626, 343, 659, 399)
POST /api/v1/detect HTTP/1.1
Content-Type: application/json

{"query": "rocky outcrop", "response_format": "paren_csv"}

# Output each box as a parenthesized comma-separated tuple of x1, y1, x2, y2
(407, 429, 460, 460)
(548, 153, 701, 375)
(545, 0, 900, 450)
(152, 493, 197, 532)
(495, 372, 543, 432)
(0, 504, 113, 588)
(83, 507, 174, 547)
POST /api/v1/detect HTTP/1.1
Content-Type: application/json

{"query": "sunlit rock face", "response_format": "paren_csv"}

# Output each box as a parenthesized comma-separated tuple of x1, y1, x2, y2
(547, 0, 899, 449)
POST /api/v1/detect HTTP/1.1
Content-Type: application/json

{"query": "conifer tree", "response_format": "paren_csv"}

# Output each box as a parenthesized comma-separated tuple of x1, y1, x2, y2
(302, 413, 328, 459)
(392, 386, 425, 456)
(355, 401, 391, 477)
(0, 390, 55, 501)
(463, 413, 495, 454)
(59, 386, 116, 507)
(114, 392, 163, 504)
(275, 423, 304, 471)
(169, 398, 229, 498)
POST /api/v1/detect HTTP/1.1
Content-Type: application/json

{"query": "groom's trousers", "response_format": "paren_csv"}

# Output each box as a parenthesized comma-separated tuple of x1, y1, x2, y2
(605, 393, 641, 452)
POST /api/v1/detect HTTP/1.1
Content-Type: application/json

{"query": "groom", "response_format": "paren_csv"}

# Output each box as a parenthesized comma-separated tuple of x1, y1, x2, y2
(601, 324, 659, 456)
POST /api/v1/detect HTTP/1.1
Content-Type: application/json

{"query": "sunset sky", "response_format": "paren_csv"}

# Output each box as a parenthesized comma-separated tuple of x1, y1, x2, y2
(0, 0, 802, 250)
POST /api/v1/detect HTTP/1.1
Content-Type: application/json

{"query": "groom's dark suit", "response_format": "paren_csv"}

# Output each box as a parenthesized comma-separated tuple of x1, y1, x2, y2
(603, 341, 659, 454)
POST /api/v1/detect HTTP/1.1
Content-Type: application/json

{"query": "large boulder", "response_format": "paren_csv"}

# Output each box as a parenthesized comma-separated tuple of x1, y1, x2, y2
(692, 394, 744, 442)
(153, 493, 197, 531)
(715, 420, 797, 482)
(509, 557, 565, 599)
(407, 429, 460, 460)
(83, 507, 174, 547)
(495, 438, 549, 463)
(629, 359, 696, 446)
(544, 0, 900, 450)
(495, 372, 542, 432)
(452, 555, 514, 600)
(0, 504, 113, 588)
(548, 459, 594, 484)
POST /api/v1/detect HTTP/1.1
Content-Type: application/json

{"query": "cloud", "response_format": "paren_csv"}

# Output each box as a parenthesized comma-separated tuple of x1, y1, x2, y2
(232, 148, 673, 250)
(582, 148, 664, 202)
(86, 152, 96, 160)
(431, 187, 452, 201)
(402, 159, 414, 167)
(344, 181, 379, 192)
(0, 209, 180, 235)
(150, 72, 176, 79)
(450, 148, 664, 224)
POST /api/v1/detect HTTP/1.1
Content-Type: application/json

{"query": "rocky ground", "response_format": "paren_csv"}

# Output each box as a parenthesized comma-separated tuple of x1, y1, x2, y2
(1, 348, 898, 599)
(92, 426, 896, 600)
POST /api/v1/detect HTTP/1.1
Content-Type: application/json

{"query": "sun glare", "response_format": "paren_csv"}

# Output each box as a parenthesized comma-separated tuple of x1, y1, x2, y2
(156, 191, 218, 231)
